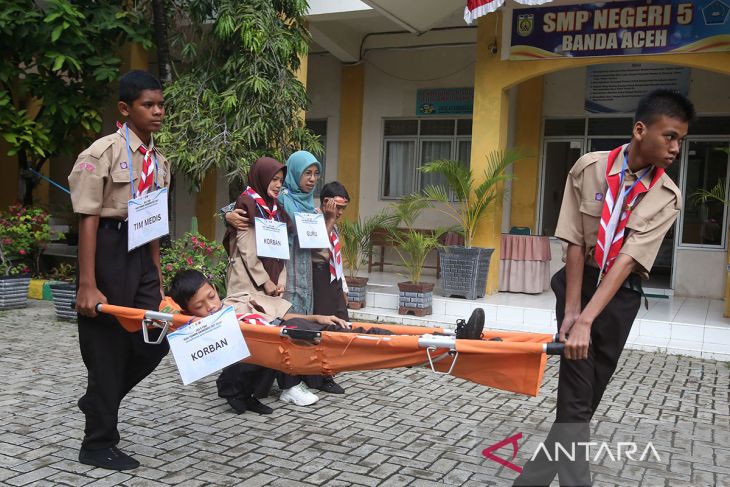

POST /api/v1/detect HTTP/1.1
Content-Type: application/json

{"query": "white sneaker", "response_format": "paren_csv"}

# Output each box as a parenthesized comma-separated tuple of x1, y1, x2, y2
(279, 382, 319, 406)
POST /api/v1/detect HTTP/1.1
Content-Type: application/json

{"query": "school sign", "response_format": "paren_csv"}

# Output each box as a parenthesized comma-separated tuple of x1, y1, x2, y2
(509, 0, 730, 60)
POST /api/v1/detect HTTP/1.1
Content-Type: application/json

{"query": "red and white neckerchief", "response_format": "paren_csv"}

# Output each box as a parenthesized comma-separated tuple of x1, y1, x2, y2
(116, 121, 155, 197)
(244, 186, 278, 219)
(594, 145, 663, 284)
(136, 144, 155, 196)
(237, 313, 274, 327)
(329, 227, 344, 282)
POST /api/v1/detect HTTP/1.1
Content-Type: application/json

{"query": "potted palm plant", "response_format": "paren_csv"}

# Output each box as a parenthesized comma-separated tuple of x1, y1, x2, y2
(49, 262, 77, 321)
(420, 149, 524, 300)
(388, 196, 445, 316)
(338, 212, 390, 309)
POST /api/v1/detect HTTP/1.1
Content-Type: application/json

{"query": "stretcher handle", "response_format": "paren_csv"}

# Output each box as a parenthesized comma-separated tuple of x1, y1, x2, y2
(94, 303, 174, 345)
(544, 342, 564, 355)
(281, 328, 322, 343)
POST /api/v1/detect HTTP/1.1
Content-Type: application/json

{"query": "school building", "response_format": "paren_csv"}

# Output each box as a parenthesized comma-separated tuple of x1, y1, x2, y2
(278, 0, 729, 307)
(7, 0, 729, 313)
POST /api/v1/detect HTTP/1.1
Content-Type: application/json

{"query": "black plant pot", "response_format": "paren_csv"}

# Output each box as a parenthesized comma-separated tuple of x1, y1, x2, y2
(0, 275, 31, 310)
(436, 246, 494, 300)
(50, 281, 77, 321)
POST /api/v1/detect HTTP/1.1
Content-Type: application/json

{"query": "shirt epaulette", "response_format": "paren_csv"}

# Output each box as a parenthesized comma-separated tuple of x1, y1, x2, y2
(569, 151, 607, 177)
(659, 174, 682, 210)
(87, 133, 120, 159)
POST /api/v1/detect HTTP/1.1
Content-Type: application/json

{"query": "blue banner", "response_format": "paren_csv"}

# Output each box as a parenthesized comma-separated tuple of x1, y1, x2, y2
(416, 88, 474, 115)
(509, 0, 730, 60)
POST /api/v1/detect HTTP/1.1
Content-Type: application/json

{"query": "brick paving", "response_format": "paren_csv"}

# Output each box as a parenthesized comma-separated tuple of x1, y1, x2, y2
(0, 301, 728, 486)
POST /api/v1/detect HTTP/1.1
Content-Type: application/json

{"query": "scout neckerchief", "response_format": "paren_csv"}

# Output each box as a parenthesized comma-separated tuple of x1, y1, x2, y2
(136, 145, 155, 196)
(237, 313, 274, 327)
(594, 144, 663, 284)
(244, 186, 278, 220)
(117, 121, 159, 198)
(328, 226, 343, 282)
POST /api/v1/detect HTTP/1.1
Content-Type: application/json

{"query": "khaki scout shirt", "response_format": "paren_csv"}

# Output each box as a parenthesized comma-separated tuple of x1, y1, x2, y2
(223, 291, 292, 323)
(68, 129, 170, 219)
(226, 225, 287, 295)
(554, 146, 682, 278)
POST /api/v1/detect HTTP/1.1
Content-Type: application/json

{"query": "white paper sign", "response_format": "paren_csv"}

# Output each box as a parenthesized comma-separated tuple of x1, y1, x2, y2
(167, 306, 250, 385)
(255, 217, 290, 259)
(294, 212, 329, 248)
(127, 187, 169, 251)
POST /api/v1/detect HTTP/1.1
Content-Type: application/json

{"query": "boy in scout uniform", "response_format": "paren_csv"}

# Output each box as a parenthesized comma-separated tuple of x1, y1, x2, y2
(514, 89, 695, 486)
(68, 70, 170, 471)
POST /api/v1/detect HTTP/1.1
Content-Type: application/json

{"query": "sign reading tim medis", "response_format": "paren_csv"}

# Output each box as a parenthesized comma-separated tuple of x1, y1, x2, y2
(509, 0, 730, 60)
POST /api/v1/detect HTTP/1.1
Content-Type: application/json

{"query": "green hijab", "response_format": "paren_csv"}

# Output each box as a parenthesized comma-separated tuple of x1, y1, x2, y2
(279, 150, 322, 215)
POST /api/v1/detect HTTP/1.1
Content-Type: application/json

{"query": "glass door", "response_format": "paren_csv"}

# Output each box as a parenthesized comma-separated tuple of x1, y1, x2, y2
(539, 139, 584, 236)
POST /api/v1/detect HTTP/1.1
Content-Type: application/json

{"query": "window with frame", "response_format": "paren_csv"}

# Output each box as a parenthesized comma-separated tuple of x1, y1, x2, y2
(680, 140, 729, 247)
(381, 118, 472, 199)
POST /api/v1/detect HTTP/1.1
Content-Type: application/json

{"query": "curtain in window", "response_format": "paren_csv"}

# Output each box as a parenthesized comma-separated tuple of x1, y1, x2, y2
(419, 141, 451, 192)
(384, 140, 415, 197)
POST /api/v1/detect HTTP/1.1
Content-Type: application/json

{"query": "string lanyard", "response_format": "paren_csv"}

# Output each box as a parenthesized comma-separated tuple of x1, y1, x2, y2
(256, 203, 281, 222)
(618, 151, 653, 207)
(124, 123, 159, 198)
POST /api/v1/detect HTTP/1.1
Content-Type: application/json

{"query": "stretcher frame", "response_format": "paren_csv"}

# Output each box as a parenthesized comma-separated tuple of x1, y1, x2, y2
(96, 303, 565, 397)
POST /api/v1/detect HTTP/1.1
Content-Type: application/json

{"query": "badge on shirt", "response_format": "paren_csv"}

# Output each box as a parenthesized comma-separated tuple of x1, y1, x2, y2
(120, 162, 128, 169)
(595, 193, 603, 201)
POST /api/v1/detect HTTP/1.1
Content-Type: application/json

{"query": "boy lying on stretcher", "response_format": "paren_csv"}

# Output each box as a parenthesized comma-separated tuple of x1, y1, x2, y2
(166, 270, 486, 411)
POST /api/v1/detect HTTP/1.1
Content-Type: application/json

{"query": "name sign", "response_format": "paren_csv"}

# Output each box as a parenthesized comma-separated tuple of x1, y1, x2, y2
(167, 306, 250, 385)
(509, 0, 730, 60)
(294, 212, 329, 248)
(127, 187, 169, 251)
(255, 217, 290, 259)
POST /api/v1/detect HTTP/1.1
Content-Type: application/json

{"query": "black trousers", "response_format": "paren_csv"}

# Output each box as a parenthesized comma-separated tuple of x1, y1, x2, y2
(216, 363, 271, 399)
(514, 266, 641, 487)
(306, 263, 350, 389)
(312, 263, 349, 320)
(77, 222, 169, 450)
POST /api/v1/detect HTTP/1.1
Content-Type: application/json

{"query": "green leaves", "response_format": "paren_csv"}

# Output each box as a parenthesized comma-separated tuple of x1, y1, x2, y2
(160, 0, 322, 189)
(1, 0, 152, 194)
(339, 212, 391, 278)
(420, 149, 526, 247)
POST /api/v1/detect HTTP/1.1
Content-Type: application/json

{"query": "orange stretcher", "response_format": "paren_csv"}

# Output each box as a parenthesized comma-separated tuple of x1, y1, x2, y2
(96, 302, 563, 397)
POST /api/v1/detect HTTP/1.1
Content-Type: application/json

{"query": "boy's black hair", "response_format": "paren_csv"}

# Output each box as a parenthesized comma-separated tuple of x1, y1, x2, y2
(167, 269, 210, 310)
(634, 89, 696, 126)
(119, 70, 163, 105)
(320, 181, 350, 204)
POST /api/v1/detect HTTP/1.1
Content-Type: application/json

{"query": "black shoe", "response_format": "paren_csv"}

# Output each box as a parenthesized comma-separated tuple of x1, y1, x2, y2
(79, 446, 140, 471)
(226, 397, 248, 414)
(245, 396, 273, 415)
(456, 308, 485, 340)
(318, 376, 345, 394)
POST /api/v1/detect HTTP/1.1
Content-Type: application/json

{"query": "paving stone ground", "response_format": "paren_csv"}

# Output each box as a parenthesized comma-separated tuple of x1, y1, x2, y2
(1, 301, 728, 487)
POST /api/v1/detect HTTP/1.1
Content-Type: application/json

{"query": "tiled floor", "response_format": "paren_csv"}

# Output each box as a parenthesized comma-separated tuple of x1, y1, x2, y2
(349, 271, 730, 361)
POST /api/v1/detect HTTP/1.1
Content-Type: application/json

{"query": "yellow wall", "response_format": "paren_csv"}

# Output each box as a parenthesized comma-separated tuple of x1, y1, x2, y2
(195, 169, 218, 240)
(472, 11, 730, 295)
(337, 64, 365, 220)
(511, 76, 544, 233)
(470, 13, 510, 294)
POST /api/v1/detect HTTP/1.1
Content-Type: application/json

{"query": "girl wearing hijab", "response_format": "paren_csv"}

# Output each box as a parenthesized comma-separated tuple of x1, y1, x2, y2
(278, 151, 345, 394)
(277, 150, 323, 314)
(220, 157, 322, 409)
